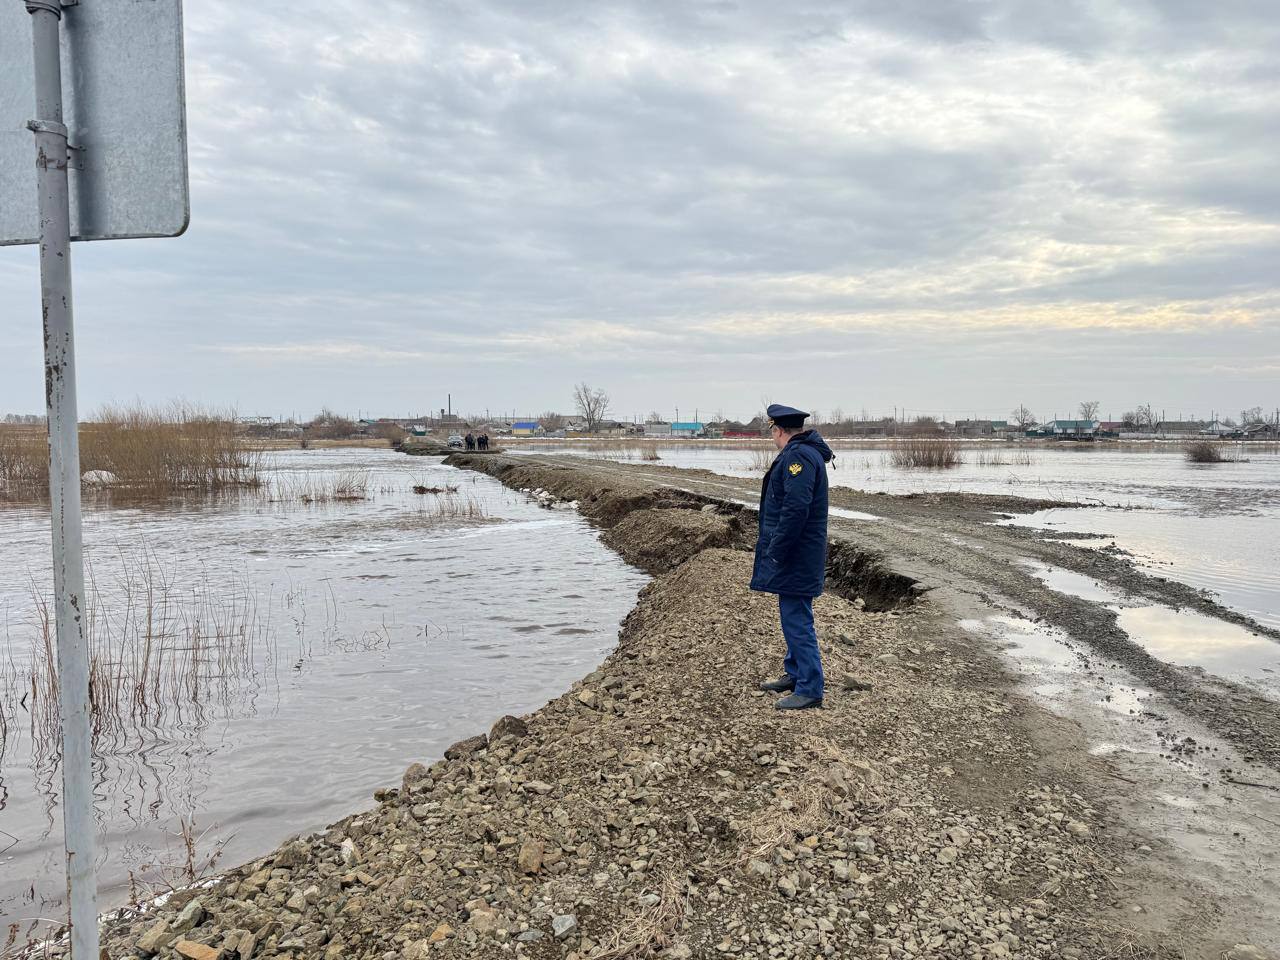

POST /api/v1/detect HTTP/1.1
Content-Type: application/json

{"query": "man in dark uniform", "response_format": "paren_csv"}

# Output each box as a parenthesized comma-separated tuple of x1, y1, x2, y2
(749, 404, 834, 710)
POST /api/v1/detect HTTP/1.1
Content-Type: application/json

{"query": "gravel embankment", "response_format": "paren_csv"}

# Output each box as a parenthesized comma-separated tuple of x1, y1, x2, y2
(91, 455, 1263, 960)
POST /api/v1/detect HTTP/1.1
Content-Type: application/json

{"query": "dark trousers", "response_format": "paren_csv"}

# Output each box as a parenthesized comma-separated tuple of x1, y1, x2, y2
(779, 594, 824, 699)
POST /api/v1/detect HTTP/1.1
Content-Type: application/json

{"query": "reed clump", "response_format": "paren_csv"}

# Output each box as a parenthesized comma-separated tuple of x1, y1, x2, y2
(1, 402, 263, 498)
(889, 437, 963, 469)
(9, 551, 269, 754)
(0, 426, 49, 497)
(1184, 441, 1245, 464)
(269, 469, 370, 504)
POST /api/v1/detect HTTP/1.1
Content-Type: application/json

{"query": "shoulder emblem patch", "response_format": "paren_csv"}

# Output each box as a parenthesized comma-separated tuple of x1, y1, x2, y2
(788, 462, 803, 476)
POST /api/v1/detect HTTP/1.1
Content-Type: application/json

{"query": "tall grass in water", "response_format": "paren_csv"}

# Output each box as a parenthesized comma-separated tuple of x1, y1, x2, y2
(1184, 441, 1246, 464)
(890, 438, 963, 469)
(11, 551, 269, 754)
(974, 447, 1035, 467)
(83, 402, 263, 492)
(0, 426, 47, 495)
(269, 469, 370, 503)
(0, 402, 263, 497)
(746, 448, 775, 473)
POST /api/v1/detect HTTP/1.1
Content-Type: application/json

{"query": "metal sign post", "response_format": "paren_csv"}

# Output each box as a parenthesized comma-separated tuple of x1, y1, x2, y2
(24, 4, 97, 955)
(3, 1, 189, 955)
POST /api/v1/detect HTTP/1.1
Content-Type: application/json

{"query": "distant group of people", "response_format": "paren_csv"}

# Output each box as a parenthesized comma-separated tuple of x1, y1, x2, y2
(464, 432, 490, 451)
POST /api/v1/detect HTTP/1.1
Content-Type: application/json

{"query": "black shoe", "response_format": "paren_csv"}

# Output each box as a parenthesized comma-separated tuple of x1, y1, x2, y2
(775, 693, 823, 711)
(759, 675, 796, 693)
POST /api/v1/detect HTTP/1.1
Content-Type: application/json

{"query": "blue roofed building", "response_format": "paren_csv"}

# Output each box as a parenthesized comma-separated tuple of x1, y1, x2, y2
(670, 421, 705, 438)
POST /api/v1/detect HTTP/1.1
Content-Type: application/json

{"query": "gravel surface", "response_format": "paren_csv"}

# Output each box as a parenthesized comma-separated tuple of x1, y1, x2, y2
(79, 454, 1273, 960)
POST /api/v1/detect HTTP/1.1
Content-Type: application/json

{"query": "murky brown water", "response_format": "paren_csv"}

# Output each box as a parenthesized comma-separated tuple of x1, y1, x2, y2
(0, 449, 647, 936)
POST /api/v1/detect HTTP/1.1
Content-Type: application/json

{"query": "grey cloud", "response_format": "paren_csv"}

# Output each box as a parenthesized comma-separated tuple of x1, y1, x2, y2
(1, 0, 1276, 420)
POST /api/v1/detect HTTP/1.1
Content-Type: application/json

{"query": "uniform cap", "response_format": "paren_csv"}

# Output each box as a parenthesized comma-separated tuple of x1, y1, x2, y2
(766, 404, 809, 429)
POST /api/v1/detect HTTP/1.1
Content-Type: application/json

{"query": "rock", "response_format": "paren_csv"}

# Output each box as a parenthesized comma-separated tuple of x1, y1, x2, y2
(274, 839, 310, 869)
(552, 914, 579, 940)
(469, 905, 501, 935)
(1066, 820, 1091, 837)
(523, 779, 554, 795)
(401, 762, 430, 796)
(174, 941, 219, 960)
(136, 919, 172, 955)
(236, 930, 258, 959)
(429, 923, 454, 943)
(1225, 947, 1268, 960)
(172, 898, 206, 933)
(747, 859, 772, 877)
(853, 597, 866, 610)
(945, 826, 971, 848)
(81, 469, 117, 486)
(777, 876, 797, 898)
(936, 846, 959, 864)
(444, 734, 488, 759)
(516, 929, 546, 942)
(577, 689, 599, 709)
(489, 714, 529, 742)
(340, 837, 362, 866)
(517, 838, 545, 874)
(285, 889, 307, 911)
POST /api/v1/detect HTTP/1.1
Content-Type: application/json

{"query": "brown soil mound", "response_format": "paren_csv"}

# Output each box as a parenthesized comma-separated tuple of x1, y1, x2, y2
(603, 508, 734, 574)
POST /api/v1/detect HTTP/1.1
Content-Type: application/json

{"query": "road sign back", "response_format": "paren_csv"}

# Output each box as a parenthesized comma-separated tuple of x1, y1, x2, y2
(1, 0, 189, 246)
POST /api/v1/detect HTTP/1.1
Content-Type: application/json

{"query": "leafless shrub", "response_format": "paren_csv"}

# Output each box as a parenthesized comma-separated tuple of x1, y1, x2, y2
(1184, 441, 1227, 463)
(82, 402, 264, 493)
(126, 813, 232, 903)
(889, 437, 963, 469)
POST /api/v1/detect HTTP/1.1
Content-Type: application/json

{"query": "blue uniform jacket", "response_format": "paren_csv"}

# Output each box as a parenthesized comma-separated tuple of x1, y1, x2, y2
(749, 430, 834, 597)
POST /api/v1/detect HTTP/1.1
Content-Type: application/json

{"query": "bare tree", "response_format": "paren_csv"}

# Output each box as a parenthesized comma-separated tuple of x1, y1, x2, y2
(1078, 400, 1101, 421)
(646, 410, 664, 424)
(539, 411, 565, 431)
(306, 407, 355, 439)
(1240, 405, 1264, 425)
(1133, 404, 1155, 428)
(1010, 404, 1037, 430)
(573, 383, 610, 433)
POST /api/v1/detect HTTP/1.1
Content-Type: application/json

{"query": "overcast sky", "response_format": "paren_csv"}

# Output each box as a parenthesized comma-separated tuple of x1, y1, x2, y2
(2, 0, 1277, 423)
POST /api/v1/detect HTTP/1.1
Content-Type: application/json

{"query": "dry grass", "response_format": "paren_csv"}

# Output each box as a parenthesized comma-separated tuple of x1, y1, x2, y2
(0, 402, 263, 498)
(9, 550, 269, 753)
(416, 491, 487, 520)
(268, 469, 370, 504)
(889, 437, 964, 469)
(1184, 441, 1229, 464)
(594, 869, 690, 959)
(0, 426, 47, 494)
(974, 447, 1035, 467)
(744, 448, 775, 473)
(127, 813, 232, 903)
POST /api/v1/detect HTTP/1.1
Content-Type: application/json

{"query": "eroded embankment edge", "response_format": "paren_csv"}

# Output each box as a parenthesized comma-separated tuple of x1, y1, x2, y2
(445, 452, 923, 611)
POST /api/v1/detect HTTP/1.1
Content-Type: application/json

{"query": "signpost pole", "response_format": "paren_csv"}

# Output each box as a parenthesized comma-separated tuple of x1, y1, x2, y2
(24, 1, 99, 956)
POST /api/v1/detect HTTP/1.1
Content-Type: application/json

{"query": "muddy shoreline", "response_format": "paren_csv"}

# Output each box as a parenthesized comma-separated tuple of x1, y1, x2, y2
(86, 453, 1272, 959)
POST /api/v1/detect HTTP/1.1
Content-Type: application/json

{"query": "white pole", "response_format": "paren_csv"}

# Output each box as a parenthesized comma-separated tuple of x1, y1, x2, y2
(25, 1, 99, 956)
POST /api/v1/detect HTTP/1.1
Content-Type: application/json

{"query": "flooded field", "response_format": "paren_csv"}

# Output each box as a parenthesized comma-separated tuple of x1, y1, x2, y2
(0, 449, 647, 936)
(519, 441, 1280, 630)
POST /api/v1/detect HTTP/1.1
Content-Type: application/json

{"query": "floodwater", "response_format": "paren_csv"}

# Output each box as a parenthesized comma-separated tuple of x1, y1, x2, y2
(519, 441, 1280, 696)
(519, 441, 1280, 629)
(0, 449, 647, 936)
